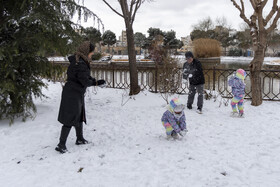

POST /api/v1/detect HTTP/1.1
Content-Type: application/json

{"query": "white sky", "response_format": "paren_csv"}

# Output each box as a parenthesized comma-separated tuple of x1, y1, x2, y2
(79, 0, 276, 39)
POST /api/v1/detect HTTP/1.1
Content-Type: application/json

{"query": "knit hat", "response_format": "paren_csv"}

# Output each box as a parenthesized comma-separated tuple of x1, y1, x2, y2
(236, 69, 246, 80)
(169, 98, 185, 113)
(185, 51, 194, 59)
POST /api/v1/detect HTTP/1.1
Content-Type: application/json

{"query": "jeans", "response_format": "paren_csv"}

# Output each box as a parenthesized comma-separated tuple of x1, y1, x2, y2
(187, 84, 204, 109)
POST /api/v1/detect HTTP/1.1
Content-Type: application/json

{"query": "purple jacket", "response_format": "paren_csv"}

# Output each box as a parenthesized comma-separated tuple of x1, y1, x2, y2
(161, 110, 186, 133)
(228, 76, 246, 97)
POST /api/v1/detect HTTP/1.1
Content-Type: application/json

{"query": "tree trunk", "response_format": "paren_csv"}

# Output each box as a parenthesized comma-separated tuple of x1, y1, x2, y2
(249, 47, 264, 106)
(126, 26, 140, 95)
(98, 42, 102, 53)
(107, 45, 110, 54)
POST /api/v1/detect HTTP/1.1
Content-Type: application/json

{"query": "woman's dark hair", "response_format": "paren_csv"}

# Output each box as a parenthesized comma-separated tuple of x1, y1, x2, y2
(89, 43, 95, 53)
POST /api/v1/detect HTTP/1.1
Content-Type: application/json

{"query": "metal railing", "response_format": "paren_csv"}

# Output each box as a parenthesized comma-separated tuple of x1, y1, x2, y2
(51, 61, 280, 101)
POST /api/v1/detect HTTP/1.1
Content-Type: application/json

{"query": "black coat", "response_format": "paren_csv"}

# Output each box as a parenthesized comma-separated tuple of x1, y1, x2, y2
(183, 58, 205, 85)
(58, 55, 97, 126)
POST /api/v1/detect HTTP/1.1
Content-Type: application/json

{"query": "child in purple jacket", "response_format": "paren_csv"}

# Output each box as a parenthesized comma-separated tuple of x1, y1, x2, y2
(228, 69, 247, 117)
(161, 98, 187, 139)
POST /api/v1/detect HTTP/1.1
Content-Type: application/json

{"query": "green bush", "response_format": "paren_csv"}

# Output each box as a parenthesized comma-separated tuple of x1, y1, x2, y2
(92, 53, 102, 60)
(228, 48, 242, 56)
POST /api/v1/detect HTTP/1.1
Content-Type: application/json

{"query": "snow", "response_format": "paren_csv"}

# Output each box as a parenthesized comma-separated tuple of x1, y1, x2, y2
(48, 56, 68, 62)
(1, 81, 280, 186)
(221, 56, 280, 66)
(48, 56, 280, 66)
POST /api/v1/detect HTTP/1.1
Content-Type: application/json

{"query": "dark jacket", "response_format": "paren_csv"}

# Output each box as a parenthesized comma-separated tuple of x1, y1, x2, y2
(183, 59, 205, 85)
(58, 55, 98, 126)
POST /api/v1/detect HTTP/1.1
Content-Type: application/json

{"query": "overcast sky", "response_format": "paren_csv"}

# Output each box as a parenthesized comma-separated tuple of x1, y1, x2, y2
(80, 0, 276, 39)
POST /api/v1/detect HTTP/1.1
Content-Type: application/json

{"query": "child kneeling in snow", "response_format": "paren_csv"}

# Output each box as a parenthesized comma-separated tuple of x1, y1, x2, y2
(161, 98, 187, 139)
(228, 68, 246, 117)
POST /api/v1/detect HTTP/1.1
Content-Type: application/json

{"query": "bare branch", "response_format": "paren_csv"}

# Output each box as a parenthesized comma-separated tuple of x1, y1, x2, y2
(129, 0, 136, 16)
(240, 0, 245, 11)
(119, 0, 130, 24)
(267, 7, 280, 33)
(264, 0, 278, 26)
(250, 0, 256, 9)
(131, 0, 144, 24)
(230, 0, 251, 25)
(102, 0, 124, 18)
(61, 1, 105, 32)
(262, 0, 269, 7)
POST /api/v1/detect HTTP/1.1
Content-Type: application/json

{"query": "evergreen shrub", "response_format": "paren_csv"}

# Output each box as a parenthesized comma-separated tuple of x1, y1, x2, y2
(228, 48, 243, 56)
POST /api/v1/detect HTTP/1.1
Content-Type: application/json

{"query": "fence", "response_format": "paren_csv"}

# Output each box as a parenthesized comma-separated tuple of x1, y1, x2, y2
(52, 61, 280, 101)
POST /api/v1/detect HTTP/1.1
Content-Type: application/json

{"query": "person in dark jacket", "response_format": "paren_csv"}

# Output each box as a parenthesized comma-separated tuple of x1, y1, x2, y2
(182, 51, 205, 114)
(55, 41, 106, 153)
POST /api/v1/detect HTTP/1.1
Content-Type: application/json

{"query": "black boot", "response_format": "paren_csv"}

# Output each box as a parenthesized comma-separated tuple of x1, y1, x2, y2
(55, 125, 71, 153)
(75, 122, 88, 145)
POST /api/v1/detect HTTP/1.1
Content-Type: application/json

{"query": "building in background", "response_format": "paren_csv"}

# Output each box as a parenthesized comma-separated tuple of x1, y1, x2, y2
(178, 36, 193, 54)
(100, 30, 140, 55)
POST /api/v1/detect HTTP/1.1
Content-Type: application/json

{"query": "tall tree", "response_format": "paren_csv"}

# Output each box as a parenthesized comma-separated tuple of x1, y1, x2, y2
(144, 27, 164, 50)
(267, 31, 280, 56)
(192, 16, 214, 32)
(102, 30, 117, 53)
(190, 29, 210, 40)
(235, 29, 253, 54)
(191, 16, 234, 53)
(147, 27, 164, 38)
(214, 26, 234, 53)
(231, 0, 280, 106)
(163, 30, 180, 54)
(83, 27, 102, 52)
(134, 32, 146, 54)
(0, 0, 103, 123)
(215, 16, 232, 30)
(103, 0, 148, 95)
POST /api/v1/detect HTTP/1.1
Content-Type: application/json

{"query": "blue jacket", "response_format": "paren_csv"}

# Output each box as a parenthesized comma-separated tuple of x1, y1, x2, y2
(228, 76, 246, 97)
(161, 110, 186, 133)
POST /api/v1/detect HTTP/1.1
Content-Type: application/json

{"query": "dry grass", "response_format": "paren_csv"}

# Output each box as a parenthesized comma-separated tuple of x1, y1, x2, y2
(193, 38, 221, 58)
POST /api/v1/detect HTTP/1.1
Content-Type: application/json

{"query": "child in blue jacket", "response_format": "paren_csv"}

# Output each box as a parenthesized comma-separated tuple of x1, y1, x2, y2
(161, 98, 187, 139)
(228, 69, 246, 117)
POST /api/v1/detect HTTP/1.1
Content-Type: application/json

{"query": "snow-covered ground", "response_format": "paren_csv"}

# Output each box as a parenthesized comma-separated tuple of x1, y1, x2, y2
(1, 82, 280, 187)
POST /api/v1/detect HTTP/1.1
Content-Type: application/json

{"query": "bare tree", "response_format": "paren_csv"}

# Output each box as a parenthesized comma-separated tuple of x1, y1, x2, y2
(192, 16, 214, 32)
(102, 0, 147, 95)
(215, 16, 232, 30)
(230, 0, 280, 106)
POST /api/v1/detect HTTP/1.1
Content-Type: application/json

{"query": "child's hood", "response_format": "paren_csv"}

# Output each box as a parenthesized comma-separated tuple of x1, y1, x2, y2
(236, 69, 246, 80)
(168, 98, 184, 113)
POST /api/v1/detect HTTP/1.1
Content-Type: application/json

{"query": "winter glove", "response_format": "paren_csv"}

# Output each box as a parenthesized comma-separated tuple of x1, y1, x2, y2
(97, 80, 107, 88)
(179, 129, 188, 137)
(97, 80, 106, 85)
(99, 83, 107, 88)
(228, 73, 235, 81)
(183, 69, 189, 75)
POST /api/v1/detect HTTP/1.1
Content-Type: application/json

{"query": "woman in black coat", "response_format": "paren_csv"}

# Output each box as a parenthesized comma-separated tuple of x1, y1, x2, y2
(55, 41, 106, 153)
